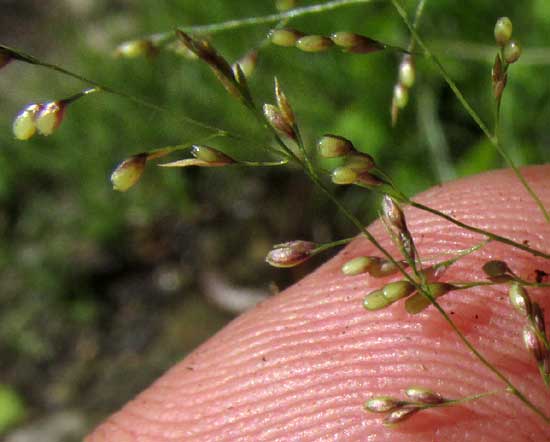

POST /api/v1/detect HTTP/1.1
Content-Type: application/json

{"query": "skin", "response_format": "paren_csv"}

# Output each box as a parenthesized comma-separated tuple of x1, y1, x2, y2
(86, 165, 550, 442)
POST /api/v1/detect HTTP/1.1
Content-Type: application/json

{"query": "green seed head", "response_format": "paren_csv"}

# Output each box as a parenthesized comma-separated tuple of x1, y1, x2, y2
(404, 283, 454, 314)
(383, 281, 416, 302)
(295, 35, 334, 52)
(363, 289, 391, 311)
(331, 166, 358, 185)
(341, 256, 378, 276)
(317, 134, 354, 158)
(110, 153, 148, 192)
(398, 55, 415, 88)
(508, 283, 532, 317)
(494, 17, 513, 47)
(274, 77, 296, 127)
(364, 396, 401, 413)
(503, 40, 521, 64)
(269, 28, 304, 47)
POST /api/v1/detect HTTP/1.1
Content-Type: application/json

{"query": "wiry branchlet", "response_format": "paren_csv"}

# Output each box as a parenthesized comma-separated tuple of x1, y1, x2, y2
(330, 32, 385, 54)
(269, 28, 305, 47)
(508, 283, 532, 317)
(398, 55, 415, 88)
(234, 50, 258, 79)
(503, 40, 522, 64)
(0, 50, 13, 70)
(115, 39, 157, 58)
(191, 145, 236, 165)
(494, 17, 513, 47)
(381, 195, 407, 232)
(263, 103, 297, 140)
(110, 153, 148, 192)
(405, 387, 445, 405)
(265, 240, 316, 268)
(12, 103, 42, 140)
(35, 101, 66, 136)
(383, 405, 420, 426)
(404, 283, 456, 314)
(364, 280, 415, 311)
(523, 324, 545, 363)
(295, 35, 334, 53)
(274, 77, 296, 127)
(344, 153, 376, 173)
(275, 0, 297, 11)
(331, 166, 358, 185)
(317, 134, 354, 158)
(364, 396, 402, 413)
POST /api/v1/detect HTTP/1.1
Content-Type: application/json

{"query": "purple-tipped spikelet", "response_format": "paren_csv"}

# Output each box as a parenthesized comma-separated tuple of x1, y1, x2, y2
(111, 153, 148, 192)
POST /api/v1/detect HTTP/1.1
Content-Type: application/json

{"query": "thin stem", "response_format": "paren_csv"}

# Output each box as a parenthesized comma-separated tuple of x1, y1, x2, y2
(408, 199, 550, 260)
(390, 0, 550, 223)
(312, 237, 355, 255)
(149, 0, 377, 44)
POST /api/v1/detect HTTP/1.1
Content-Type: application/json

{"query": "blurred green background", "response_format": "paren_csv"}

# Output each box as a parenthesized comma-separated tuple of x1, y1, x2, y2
(1, 0, 549, 440)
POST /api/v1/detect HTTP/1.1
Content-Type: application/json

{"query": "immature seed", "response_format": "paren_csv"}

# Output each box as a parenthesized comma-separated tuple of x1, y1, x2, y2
(398, 55, 415, 88)
(356, 172, 384, 187)
(344, 153, 375, 173)
(274, 77, 296, 127)
(482, 260, 511, 277)
(364, 396, 402, 413)
(317, 134, 354, 158)
(269, 29, 304, 47)
(263, 103, 296, 140)
(13, 104, 42, 140)
(383, 280, 415, 302)
(191, 145, 235, 165)
(341, 256, 379, 276)
(503, 40, 522, 64)
(330, 32, 385, 53)
(508, 283, 532, 317)
(35, 101, 65, 136)
(404, 283, 455, 314)
(234, 50, 258, 79)
(363, 289, 390, 311)
(331, 166, 358, 185)
(494, 17, 513, 47)
(383, 405, 420, 426)
(369, 259, 400, 277)
(115, 39, 155, 58)
(382, 195, 407, 232)
(393, 84, 409, 109)
(405, 387, 444, 404)
(295, 35, 334, 52)
(265, 240, 316, 268)
(523, 325, 545, 362)
(110, 153, 148, 192)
